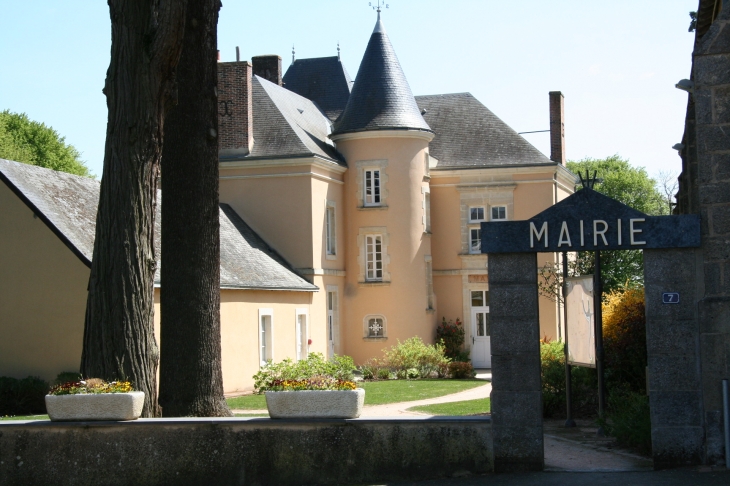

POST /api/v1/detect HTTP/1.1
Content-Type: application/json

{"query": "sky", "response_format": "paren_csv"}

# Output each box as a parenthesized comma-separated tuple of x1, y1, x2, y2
(0, 1, 698, 179)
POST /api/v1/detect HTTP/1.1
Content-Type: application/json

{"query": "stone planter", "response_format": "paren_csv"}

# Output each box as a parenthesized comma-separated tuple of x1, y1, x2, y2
(45, 392, 145, 421)
(265, 388, 365, 419)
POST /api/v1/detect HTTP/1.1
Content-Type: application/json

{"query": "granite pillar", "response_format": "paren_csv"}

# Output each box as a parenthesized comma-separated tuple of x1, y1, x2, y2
(488, 252, 543, 472)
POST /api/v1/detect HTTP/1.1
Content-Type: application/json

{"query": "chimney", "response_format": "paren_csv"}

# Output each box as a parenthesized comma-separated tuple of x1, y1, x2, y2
(217, 59, 253, 157)
(252, 55, 282, 86)
(549, 91, 566, 165)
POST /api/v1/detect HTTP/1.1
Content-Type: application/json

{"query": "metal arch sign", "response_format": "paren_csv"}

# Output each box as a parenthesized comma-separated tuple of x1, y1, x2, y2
(480, 188, 700, 253)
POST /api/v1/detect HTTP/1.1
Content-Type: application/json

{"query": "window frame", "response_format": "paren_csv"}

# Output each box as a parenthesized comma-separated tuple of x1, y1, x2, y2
(469, 206, 486, 223)
(469, 227, 482, 254)
(364, 314, 387, 339)
(363, 169, 382, 207)
(295, 308, 308, 361)
(365, 234, 384, 281)
(258, 308, 274, 366)
(491, 205, 507, 221)
(325, 202, 336, 257)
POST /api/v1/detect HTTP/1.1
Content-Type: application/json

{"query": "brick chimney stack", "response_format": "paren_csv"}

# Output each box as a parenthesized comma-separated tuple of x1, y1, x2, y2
(217, 60, 253, 156)
(549, 91, 566, 165)
(252, 55, 282, 86)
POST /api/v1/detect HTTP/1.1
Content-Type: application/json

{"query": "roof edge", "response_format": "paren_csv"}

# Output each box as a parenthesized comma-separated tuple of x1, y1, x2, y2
(0, 164, 92, 268)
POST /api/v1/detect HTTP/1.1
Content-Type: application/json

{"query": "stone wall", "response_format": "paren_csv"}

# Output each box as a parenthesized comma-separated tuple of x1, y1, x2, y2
(0, 417, 492, 485)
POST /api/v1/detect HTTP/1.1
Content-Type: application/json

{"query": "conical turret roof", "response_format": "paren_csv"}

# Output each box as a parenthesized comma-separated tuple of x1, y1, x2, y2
(332, 16, 431, 135)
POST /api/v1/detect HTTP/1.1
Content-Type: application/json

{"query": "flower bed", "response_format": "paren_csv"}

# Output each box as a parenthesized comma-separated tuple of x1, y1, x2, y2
(45, 379, 143, 421)
(265, 388, 365, 419)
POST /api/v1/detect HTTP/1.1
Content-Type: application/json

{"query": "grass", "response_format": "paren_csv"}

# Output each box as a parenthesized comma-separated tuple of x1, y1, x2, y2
(407, 398, 491, 416)
(1, 414, 49, 421)
(226, 379, 487, 409)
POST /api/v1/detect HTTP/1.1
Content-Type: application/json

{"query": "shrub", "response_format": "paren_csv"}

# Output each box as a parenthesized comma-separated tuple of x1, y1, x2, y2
(0, 376, 49, 416)
(602, 286, 646, 393)
(253, 353, 356, 393)
(540, 341, 597, 418)
(436, 317, 465, 359)
(54, 371, 82, 386)
(600, 388, 652, 455)
(382, 337, 450, 379)
(448, 361, 475, 379)
(377, 367, 391, 380)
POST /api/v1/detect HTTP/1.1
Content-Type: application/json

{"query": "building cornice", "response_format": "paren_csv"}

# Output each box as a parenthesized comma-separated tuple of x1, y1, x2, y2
(219, 155, 347, 174)
(330, 129, 435, 143)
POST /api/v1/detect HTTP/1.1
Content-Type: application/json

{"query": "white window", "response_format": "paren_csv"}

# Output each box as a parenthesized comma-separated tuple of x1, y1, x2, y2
(424, 191, 431, 233)
(469, 206, 485, 222)
(365, 234, 383, 281)
(491, 206, 507, 221)
(295, 308, 308, 361)
(365, 315, 386, 338)
(470, 228, 481, 254)
(259, 309, 273, 366)
(325, 203, 336, 256)
(364, 169, 381, 206)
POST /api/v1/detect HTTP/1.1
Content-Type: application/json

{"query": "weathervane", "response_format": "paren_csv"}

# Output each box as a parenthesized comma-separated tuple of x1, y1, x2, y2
(369, 1, 389, 18)
(292, 44, 295, 63)
(337, 42, 341, 61)
(578, 170, 600, 190)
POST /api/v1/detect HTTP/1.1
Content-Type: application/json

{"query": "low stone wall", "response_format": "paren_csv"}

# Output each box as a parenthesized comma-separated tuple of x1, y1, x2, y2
(0, 416, 492, 485)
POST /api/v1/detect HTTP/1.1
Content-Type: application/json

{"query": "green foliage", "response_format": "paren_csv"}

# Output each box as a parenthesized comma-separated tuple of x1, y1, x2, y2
(436, 317, 465, 359)
(48, 378, 133, 395)
(540, 341, 597, 418)
(0, 110, 91, 177)
(600, 388, 652, 455)
(407, 397, 490, 416)
(54, 371, 82, 386)
(382, 337, 451, 379)
(448, 361, 476, 379)
(0, 376, 49, 416)
(566, 155, 667, 292)
(252, 353, 356, 393)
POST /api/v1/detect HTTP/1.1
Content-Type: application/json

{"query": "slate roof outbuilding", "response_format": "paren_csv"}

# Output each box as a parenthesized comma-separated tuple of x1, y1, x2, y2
(283, 56, 353, 122)
(416, 92, 555, 168)
(0, 159, 317, 292)
(333, 18, 431, 135)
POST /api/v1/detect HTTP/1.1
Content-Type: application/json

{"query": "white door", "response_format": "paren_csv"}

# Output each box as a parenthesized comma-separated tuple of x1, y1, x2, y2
(470, 290, 491, 368)
(327, 292, 335, 358)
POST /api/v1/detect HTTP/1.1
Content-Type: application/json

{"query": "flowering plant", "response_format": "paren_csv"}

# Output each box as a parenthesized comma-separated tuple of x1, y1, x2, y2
(267, 376, 357, 391)
(436, 317, 466, 359)
(48, 378, 134, 395)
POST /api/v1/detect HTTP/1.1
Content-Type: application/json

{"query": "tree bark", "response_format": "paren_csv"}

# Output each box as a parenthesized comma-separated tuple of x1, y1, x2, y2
(81, 0, 187, 418)
(158, 0, 230, 417)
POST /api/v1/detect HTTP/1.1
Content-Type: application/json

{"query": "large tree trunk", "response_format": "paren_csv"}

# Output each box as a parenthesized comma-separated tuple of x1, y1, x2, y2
(158, 0, 230, 417)
(81, 0, 187, 418)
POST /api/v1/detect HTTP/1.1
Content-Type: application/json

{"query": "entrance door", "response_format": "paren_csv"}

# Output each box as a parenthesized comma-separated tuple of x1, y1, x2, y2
(470, 290, 491, 368)
(327, 291, 335, 358)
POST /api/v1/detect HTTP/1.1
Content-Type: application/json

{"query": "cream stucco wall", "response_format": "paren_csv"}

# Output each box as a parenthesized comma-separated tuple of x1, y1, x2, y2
(0, 182, 89, 381)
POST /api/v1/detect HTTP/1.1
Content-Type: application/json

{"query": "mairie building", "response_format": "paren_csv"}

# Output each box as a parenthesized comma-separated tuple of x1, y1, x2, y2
(0, 15, 574, 392)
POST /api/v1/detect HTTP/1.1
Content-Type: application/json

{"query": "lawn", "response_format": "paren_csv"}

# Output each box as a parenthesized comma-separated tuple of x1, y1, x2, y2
(407, 398, 491, 416)
(226, 379, 487, 409)
(1, 415, 48, 421)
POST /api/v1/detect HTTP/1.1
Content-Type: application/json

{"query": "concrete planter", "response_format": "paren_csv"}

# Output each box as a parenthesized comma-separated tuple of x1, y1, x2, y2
(45, 392, 145, 421)
(265, 388, 365, 419)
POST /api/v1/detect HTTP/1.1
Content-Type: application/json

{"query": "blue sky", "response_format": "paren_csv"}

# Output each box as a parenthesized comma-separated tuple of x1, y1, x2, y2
(0, 1, 697, 178)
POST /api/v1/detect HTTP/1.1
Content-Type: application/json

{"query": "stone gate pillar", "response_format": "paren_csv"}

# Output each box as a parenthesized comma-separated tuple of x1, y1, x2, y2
(488, 252, 543, 472)
(644, 248, 704, 467)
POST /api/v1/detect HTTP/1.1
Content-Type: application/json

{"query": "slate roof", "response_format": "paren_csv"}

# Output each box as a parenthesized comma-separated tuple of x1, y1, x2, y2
(0, 159, 317, 292)
(333, 18, 431, 135)
(415, 93, 555, 169)
(283, 56, 353, 122)
(230, 75, 344, 166)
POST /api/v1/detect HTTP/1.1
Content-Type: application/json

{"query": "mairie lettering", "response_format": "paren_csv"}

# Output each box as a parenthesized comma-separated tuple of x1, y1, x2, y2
(529, 218, 646, 249)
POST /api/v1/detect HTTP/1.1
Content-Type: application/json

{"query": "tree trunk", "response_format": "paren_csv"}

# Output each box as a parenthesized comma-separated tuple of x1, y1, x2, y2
(158, 0, 230, 417)
(81, 0, 187, 418)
